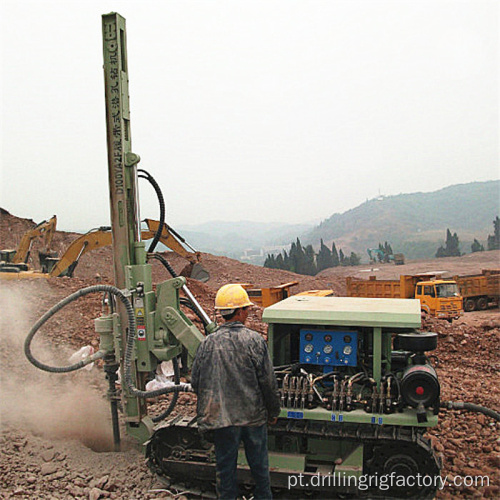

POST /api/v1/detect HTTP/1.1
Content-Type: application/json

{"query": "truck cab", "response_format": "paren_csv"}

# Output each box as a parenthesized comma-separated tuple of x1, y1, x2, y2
(415, 279, 463, 321)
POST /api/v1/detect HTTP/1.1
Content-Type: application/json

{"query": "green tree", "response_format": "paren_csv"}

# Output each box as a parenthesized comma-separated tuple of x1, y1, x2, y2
(487, 216, 500, 250)
(275, 253, 285, 269)
(384, 241, 393, 262)
(377, 241, 394, 262)
(377, 243, 385, 262)
(264, 254, 276, 269)
(304, 244, 317, 275)
(288, 241, 298, 272)
(436, 229, 461, 257)
(349, 252, 361, 266)
(435, 246, 446, 258)
(317, 239, 333, 271)
(283, 250, 290, 270)
(471, 239, 484, 253)
(265, 237, 361, 275)
(294, 238, 307, 274)
(331, 242, 340, 267)
(339, 248, 347, 266)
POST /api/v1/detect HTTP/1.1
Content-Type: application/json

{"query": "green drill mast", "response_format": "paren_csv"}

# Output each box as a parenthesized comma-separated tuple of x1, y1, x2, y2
(102, 12, 141, 285)
(102, 11, 152, 442)
(101, 12, 211, 444)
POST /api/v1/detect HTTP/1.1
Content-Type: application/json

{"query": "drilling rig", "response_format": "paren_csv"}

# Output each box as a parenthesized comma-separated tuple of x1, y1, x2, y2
(24, 12, 500, 499)
(25, 12, 217, 448)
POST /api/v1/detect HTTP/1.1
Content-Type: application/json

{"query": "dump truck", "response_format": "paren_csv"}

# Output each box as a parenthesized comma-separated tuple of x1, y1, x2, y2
(241, 281, 299, 307)
(454, 269, 500, 312)
(242, 283, 335, 307)
(346, 274, 463, 321)
(393, 253, 405, 265)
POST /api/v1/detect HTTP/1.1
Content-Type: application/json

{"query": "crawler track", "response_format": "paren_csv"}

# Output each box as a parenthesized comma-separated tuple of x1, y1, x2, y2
(146, 416, 441, 498)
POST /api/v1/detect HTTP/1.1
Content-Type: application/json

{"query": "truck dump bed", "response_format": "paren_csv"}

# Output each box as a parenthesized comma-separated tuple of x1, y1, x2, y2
(455, 270, 500, 297)
(454, 270, 500, 311)
(346, 275, 419, 299)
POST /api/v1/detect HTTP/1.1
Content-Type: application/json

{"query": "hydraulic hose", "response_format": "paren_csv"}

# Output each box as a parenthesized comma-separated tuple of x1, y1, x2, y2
(138, 169, 165, 253)
(150, 251, 177, 278)
(441, 401, 500, 422)
(24, 285, 125, 372)
(25, 284, 193, 399)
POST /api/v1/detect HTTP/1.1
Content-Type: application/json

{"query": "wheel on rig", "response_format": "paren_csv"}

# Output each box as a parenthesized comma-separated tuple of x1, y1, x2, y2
(364, 439, 441, 498)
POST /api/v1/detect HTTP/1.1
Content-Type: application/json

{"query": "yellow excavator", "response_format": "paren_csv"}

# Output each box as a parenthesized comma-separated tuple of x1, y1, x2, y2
(1, 218, 209, 282)
(0, 215, 58, 274)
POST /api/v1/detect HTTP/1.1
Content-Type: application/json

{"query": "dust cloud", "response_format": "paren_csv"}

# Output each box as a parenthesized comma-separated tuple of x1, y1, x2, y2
(0, 283, 114, 451)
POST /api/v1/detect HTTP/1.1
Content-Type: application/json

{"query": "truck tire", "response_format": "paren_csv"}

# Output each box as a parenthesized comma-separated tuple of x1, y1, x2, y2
(464, 298, 476, 312)
(421, 305, 431, 317)
(477, 297, 488, 311)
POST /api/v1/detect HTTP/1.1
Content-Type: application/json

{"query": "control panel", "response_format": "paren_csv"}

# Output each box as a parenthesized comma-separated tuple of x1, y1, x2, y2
(299, 329, 357, 366)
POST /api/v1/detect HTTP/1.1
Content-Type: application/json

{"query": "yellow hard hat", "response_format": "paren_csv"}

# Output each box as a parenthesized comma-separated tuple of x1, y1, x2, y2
(215, 284, 253, 310)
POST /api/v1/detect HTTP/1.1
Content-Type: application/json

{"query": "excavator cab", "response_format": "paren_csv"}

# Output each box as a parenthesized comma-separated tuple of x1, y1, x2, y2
(39, 250, 60, 273)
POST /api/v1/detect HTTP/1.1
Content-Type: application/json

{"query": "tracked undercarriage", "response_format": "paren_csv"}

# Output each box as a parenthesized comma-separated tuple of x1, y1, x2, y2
(147, 414, 441, 499)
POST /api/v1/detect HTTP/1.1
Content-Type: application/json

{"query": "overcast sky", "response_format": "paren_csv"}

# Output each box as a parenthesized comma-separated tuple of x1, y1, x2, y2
(1, 0, 498, 232)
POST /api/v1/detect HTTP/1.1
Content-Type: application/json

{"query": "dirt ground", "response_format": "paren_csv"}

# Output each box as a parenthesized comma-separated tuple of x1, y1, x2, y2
(1, 211, 499, 499)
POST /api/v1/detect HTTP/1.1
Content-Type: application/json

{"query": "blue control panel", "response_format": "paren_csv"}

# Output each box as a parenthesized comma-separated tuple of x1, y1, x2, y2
(299, 329, 357, 366)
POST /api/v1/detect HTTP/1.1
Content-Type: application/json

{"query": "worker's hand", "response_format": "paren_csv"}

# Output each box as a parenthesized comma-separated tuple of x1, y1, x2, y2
(268, 417, 278, 425)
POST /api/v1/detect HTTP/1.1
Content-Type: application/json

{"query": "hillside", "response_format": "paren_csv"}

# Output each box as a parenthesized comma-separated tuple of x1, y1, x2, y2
(168, 181, 499, 263)
(305, 180, 499, 259)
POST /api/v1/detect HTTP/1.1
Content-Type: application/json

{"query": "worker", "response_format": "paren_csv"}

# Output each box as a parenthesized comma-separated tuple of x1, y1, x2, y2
(191, 284, 281, 500)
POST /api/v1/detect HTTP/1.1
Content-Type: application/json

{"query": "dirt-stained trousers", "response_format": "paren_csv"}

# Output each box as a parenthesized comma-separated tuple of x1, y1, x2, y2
(213, 424, 272, 500)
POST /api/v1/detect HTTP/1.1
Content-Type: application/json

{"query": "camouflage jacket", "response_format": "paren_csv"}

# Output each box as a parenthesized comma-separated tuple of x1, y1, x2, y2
(191, 321, 281, 431)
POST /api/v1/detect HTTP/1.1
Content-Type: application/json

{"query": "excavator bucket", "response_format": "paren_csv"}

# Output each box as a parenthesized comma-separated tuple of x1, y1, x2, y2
(179, 262, 210, 283)
(190, 263, 210, 283)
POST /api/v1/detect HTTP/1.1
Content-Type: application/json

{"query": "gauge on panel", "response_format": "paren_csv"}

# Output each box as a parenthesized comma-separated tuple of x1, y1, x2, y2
(343, 345, 353, 356)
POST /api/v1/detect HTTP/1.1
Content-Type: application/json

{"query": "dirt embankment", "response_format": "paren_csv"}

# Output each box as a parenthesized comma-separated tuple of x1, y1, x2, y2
(317, 249, 500, 281)
(1, 210, 499, 499)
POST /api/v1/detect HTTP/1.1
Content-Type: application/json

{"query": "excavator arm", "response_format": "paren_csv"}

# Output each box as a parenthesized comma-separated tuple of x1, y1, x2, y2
(49, 227, 113, 277)
(12, 215, 57, 264)
(142, 219, 209, 282)
(143, 218, 200, 265)
(50, 220, 209, 281)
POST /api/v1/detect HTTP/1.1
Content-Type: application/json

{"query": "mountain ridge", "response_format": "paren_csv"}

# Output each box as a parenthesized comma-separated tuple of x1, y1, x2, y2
(179, 180, 499, 261)
(304, 180, 499, 259)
